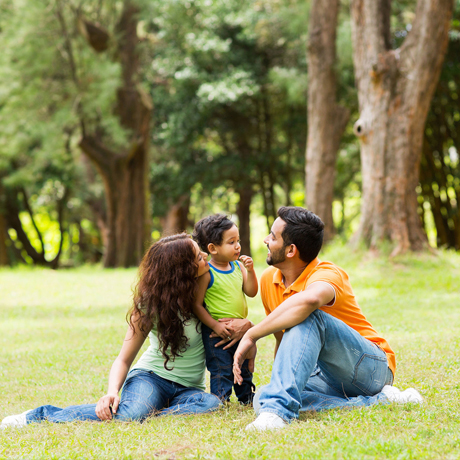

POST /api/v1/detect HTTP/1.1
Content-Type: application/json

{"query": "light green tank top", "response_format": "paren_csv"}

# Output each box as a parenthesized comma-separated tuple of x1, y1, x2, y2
(132, 318, 206, 390)
(204, 261, 248, 320)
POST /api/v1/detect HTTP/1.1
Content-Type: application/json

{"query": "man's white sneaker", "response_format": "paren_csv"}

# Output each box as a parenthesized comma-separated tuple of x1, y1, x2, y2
(1, 410, 30, 429)
(381, 385, 423, 404)
(245, 412, 287, 431)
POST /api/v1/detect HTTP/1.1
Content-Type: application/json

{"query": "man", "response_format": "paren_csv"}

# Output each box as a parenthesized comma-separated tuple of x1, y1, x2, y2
(233, 206, 422, 431)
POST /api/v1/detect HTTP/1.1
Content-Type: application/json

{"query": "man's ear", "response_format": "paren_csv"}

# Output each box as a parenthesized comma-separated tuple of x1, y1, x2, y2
(208, 243, 218, 255)
(286, 244, 298, 259)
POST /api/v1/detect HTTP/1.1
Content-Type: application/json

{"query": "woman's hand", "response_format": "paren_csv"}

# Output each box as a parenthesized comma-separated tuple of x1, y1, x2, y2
(210, 318, 253, 349)
(96, 393, 120, 421)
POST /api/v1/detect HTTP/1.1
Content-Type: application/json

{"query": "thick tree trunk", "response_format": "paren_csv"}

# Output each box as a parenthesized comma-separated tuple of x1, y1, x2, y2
(305, 0, 350, 241)
(0, 184, 9, 266)
(236, 186, 253, 257)
(0, 212, 9, 266)
(79, 2, 151, 267)
(350, 0, 453, 255)
(161, 195, 190, 235)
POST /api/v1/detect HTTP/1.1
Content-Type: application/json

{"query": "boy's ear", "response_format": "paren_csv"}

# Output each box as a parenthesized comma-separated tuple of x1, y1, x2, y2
(208, 243, 218, 255)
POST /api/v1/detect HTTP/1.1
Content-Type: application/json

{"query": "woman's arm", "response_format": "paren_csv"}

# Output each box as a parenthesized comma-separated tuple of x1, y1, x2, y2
(192, 272, 231, 339)
(95, 313, 147, 421)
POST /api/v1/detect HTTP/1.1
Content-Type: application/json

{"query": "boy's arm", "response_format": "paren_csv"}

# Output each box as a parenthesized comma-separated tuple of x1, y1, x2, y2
(193, 272, 231, 339)
(238, 257, 258, 297)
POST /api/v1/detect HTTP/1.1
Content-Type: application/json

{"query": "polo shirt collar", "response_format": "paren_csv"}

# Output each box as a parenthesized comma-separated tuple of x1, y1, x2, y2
(272, 257, 321, 293)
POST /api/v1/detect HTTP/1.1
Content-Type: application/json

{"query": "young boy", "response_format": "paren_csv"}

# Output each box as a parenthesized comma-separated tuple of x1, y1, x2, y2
(193, 214, 258, 404)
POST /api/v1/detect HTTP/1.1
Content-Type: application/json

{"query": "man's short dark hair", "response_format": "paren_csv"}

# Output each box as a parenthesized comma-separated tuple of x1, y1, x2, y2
(277, 206, 325, 264)
(192, 214, 235, 254)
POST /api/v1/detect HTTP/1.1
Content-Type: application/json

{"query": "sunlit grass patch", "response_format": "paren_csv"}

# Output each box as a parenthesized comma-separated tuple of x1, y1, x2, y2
(1, 245, 460, 459)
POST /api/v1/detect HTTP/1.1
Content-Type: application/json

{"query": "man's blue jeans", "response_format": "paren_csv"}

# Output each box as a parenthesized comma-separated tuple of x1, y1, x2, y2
(255, 310, 394, 422)
(25, 369, 221, 424)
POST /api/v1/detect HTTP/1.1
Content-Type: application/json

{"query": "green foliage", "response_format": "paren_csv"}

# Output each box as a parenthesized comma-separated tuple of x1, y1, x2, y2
(146, 0, 308, 227)
(0, 0, 130, 265)
(419, 8, 460, 249)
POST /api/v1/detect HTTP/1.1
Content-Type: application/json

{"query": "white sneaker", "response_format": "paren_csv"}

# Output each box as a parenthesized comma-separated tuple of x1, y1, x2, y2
(1, 410, 31, 429)
(381, 385, 423, 404)
(245, 412, 287, 431)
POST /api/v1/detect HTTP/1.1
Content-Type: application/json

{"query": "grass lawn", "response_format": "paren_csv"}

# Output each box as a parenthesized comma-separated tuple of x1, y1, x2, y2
(1, 244, 460, 459)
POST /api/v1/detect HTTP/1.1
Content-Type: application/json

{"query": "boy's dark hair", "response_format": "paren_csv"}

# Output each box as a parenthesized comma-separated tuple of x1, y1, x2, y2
(192, 214, 235, 254)
(277, 206, 325, 264)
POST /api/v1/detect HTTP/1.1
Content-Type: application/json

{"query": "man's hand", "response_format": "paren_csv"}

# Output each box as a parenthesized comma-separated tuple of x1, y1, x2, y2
(233, 332, 257, 385)
(210, 318, 253, 349)
(95, 394, 120, 421)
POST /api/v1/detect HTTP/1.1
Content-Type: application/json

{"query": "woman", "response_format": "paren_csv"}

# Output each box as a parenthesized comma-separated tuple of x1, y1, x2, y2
(1, 234, 221, 427)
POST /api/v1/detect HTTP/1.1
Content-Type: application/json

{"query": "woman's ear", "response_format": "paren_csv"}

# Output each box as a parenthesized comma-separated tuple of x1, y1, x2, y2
(208, 243, 217, 255)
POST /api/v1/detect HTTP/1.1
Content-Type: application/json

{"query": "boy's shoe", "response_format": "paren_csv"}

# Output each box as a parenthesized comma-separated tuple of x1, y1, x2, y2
(245, 412, 287, 431)
(381, 385, 424, 404)
(1, 410, 30, 429)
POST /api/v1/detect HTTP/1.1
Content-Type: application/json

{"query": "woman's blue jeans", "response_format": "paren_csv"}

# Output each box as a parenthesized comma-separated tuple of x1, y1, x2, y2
(25, 369, 221, 424)
(254, 310, 394, 422)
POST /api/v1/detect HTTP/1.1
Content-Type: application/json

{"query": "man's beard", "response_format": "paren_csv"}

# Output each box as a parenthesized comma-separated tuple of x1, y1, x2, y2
(266, 246, 287, 266)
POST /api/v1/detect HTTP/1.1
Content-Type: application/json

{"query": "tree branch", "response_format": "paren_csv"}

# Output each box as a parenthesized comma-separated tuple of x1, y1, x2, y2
(399, 0, 453, 81)
(79, 135, 116, 169)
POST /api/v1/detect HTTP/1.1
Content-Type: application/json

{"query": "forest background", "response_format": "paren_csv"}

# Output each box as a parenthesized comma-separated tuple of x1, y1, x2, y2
(0, 0, 459, 268)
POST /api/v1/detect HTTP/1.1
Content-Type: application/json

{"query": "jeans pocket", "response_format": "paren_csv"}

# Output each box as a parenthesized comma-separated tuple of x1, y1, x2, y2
(352, 353, 388, 396)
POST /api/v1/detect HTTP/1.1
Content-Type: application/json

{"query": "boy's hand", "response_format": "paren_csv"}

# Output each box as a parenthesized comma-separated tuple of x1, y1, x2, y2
(210, 318, 253, 349)
(212, 321, 232, 340)
(239, 255, 254, 272)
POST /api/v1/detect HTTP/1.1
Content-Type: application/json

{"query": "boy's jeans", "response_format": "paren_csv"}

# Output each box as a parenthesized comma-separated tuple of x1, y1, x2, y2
(202, 324, 255, 404)
(25, 369, 221, 424)
(255, 309, 394, 422)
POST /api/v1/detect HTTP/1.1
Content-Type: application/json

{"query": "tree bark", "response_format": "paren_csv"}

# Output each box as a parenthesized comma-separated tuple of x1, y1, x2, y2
(350, 0, 453, 255)
(0, 206, 9, 266)
(236, 186, 253, 257)
(78, 2, 151, 267)
(160, 195, 190, 235)
(305, 0, 350, 242)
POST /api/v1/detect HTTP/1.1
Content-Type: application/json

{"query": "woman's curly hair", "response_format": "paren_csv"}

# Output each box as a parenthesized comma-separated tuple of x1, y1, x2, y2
(128, 233, 199, 370)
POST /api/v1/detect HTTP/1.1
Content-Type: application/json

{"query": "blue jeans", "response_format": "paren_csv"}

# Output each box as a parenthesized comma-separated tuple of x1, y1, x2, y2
(255, 310, 394, 422)
(25, 369, 221, 424)
(202, 324, 255, 404)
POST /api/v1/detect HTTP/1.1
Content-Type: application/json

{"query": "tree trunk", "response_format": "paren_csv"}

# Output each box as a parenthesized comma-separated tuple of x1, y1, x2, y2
(236, 186, 253, 257)
(305, 0, 350, 242)
(0, 211, 9, 266)
(350, 0, 453, 255)
(161, 195, 190, 235)
(79, 2, 151, 267)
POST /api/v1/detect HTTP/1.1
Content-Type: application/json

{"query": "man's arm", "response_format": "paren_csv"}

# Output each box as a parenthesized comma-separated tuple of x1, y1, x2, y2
(247, 282, 334, 340)
(233, 282, 334, 384)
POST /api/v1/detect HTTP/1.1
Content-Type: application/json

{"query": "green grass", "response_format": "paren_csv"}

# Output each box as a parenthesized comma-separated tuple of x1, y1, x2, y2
(1, 246, 460, 459)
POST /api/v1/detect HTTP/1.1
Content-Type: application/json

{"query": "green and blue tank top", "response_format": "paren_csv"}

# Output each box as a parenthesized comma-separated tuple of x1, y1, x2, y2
(204, 261, 248, 320)
(132, 318, 206, 390)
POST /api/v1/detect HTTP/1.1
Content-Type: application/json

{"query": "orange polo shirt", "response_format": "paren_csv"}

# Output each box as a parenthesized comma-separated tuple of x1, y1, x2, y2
(260, 258, 396, 376)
